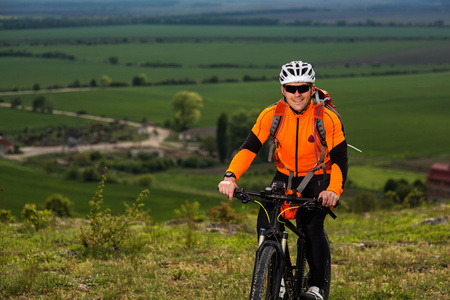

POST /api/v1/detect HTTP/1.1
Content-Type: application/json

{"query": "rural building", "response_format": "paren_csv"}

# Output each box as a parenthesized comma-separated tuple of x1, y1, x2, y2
(178, 127, 216, 142)
(426, 163, 450, 202)
(0, 134, 13, 156)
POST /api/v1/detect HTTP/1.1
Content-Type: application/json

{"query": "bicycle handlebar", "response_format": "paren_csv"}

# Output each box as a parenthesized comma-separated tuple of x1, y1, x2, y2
(233, 187, 341, 208)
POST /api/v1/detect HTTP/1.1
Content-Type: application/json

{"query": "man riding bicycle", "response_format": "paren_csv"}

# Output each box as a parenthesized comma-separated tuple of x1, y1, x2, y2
(218, 61, 348, 300)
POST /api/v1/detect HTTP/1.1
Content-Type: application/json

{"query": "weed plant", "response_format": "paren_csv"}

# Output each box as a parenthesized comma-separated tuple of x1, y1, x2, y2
(21, 203, 54, 231)
(0, 202, 448, 299)
(78, 169, 148, 252)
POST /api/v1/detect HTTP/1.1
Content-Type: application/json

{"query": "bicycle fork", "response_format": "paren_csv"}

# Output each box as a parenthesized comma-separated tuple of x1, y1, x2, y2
(250, 230, 289, 299)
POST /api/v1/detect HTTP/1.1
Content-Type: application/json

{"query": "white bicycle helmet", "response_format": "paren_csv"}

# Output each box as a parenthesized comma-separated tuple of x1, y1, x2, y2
(279, 61, 315, 84)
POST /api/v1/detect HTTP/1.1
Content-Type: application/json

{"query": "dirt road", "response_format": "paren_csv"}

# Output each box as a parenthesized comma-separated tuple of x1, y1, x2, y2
(1, 102, 172, 160)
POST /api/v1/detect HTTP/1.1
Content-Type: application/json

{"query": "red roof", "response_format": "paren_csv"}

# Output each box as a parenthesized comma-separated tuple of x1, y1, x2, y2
(427, 163, 450, 182)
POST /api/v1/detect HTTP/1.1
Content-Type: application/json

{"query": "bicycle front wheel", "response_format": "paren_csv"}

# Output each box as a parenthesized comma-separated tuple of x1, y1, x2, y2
(250, 246, 281, 300)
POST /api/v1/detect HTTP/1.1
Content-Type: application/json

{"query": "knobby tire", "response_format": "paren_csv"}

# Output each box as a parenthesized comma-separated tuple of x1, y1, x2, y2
(250, 246, 280, 300)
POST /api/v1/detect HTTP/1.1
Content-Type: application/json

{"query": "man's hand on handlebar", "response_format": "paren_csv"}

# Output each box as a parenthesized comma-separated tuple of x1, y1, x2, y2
(318, 190, 339, 207)
(218, 177, 238, 201)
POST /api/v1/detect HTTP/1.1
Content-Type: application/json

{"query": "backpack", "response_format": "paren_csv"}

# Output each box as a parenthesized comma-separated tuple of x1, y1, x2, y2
(268, 88, 342, 172)
(267, 88, 343, 219)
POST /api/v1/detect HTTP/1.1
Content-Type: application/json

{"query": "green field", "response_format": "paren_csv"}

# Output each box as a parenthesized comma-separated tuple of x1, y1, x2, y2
(6, 40, 448, 64)
(0, 106, 96, 131)
(2, 25, 450, 41)
(0, 158, 226, 223)
(2, 71, 449, 158)
(0, 156, 426, 222)
(1, 25, 450, 91)
(1, 24, 449, 221)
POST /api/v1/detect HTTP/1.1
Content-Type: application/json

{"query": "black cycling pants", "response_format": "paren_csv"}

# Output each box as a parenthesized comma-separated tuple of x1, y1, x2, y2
(256, 171, 330, 289)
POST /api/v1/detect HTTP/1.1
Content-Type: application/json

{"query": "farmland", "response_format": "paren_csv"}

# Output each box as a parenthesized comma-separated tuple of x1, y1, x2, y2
(1, 23, 449, 220)
(1, 25, 450, 91)
(2, 72, 450, 158)
(0, 9, 449, 300)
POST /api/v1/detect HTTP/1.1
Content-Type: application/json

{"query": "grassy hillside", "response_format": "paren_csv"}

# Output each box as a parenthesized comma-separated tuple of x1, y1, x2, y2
(0, 158, 225, 223)
(0, 202, 448, 299)
(0, 155, 426, 222)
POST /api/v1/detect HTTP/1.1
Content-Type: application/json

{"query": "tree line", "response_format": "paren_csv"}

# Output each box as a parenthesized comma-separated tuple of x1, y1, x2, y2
(0, 15, 447, 31)
(0, 49, 75, 60)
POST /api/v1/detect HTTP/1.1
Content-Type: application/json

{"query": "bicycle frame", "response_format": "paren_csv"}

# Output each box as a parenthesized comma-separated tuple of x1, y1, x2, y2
(234, 186, 338, 300)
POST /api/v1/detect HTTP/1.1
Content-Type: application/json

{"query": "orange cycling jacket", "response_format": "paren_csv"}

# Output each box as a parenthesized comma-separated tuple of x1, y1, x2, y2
(226, 99, 348, 196)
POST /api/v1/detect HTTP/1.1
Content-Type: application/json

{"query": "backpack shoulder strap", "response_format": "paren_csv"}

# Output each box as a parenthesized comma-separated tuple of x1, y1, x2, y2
(313, 88, 342, 144)
(270, 99, 287, 138)
(268, 99, 287, 162)
(312, 88, 338, 181)
(313, 89, 327, 144)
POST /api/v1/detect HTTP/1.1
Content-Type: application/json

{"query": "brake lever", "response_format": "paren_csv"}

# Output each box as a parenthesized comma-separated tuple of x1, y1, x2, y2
(313, 198, 340, 219)
(234, 188, 251, 203)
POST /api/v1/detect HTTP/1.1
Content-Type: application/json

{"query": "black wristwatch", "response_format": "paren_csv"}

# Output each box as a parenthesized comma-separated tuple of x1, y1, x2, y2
(224, 172, 236, 179)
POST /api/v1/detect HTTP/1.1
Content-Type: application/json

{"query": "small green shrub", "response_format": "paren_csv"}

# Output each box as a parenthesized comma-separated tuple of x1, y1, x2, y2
(207, 202, 246, 224)
(384, 190, 401, 205)
(65, 165, 81, 180)
(90, 151, 104, 161)
(42, 159, 58, 173)
(79, 170, 148, 251)
(137, 174, 154, 187)
(403, 188, 426, 208)
(83, 167, 101, 182)
(105, 172, 120, 184)
(72, 152, 91, 166)
(174, 200, 204, 248)
(45, 194, 73, 218)
(136, 151, 157, 161)
(0, 209, 15, 224)
(21, 203, 53, 230)
(180, 156, 199, 168)
(174, 200, 205, 223)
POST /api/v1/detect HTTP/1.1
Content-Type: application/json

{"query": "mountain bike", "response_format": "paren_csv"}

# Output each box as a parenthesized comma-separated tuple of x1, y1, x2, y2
(233, 181, 340, 300)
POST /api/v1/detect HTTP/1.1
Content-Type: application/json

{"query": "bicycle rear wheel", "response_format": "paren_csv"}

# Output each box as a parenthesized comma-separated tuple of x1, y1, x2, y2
(250, 246, 281, 300)
(322, 231, 331, 299)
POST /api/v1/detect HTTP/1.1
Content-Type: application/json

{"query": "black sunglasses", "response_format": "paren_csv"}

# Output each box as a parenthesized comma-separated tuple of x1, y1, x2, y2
(283, 85, 311, 94)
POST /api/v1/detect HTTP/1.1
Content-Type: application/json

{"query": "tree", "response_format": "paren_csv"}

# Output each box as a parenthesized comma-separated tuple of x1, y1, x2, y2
(99, 75, 112, 88)
(199, 135, 217, 156)
(45, 194, 73, 218)
(10, 97, 21, 109)
(32, 96, 46, 112)
(109, 56, 119, 64)
(413, 179, 427, 193)
(228, 108, 259, 152)
(132, 73, 148, 86)
(171, 91, 203, 131)
(216, 112, 228, 163)
(32, 96, 53, 113)
(383, 178, 412, 203)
